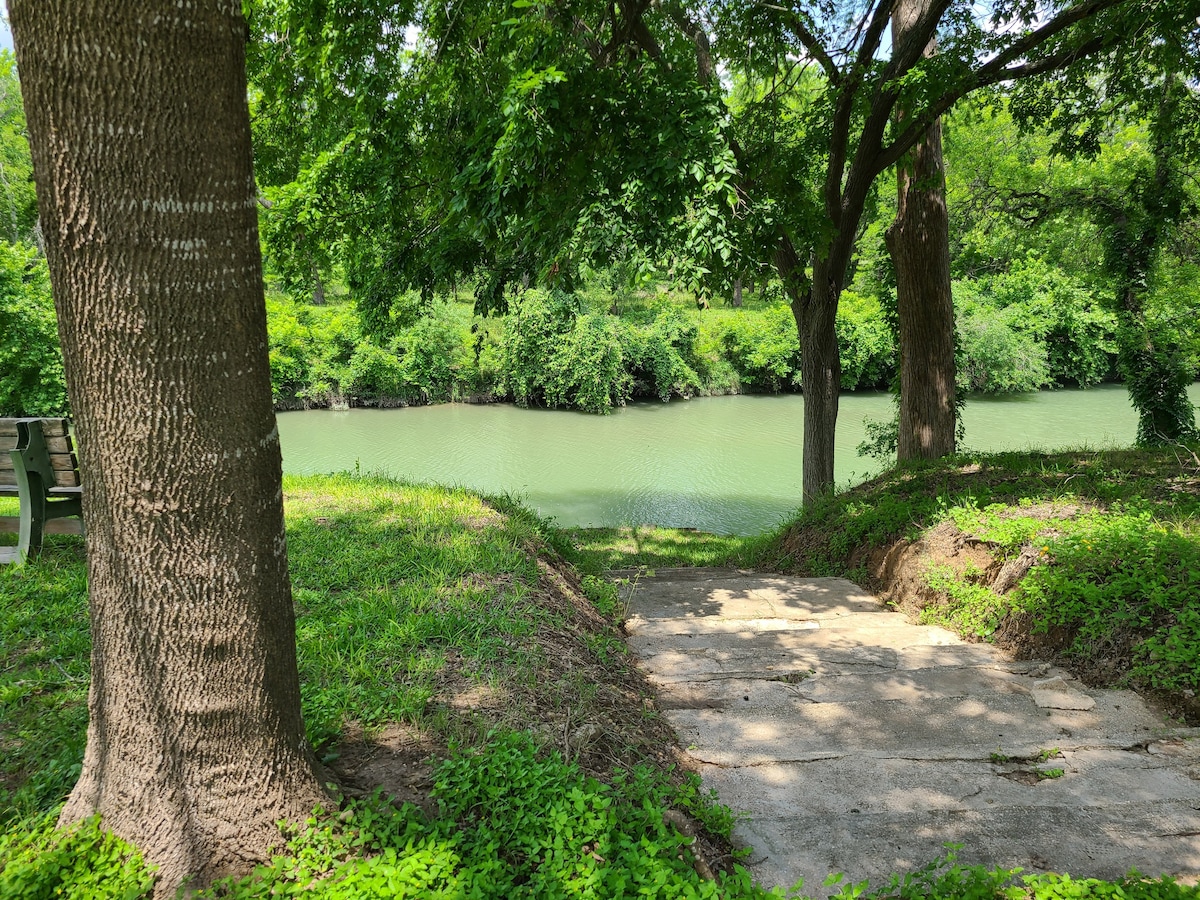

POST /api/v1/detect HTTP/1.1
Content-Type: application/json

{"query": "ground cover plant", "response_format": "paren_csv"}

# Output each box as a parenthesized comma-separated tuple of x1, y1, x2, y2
(762, 446, 1200, 721)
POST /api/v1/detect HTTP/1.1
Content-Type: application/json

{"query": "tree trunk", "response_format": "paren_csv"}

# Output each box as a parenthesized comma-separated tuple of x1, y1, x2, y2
(886, 0, 956, 461)
(10, 1, 330, 893)
(312, 267, 327, 306)
(731, 277, 743, 307)
(777, 239, 841, 502)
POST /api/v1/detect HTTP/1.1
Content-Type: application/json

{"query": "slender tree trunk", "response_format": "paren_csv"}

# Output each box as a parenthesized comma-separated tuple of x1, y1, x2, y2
(886, 0, 956, 461)
(732, 277, 743, 307)
(312, 267, 327, 306)
(777, 238, 841, 502)
(10, 1, 329, 893)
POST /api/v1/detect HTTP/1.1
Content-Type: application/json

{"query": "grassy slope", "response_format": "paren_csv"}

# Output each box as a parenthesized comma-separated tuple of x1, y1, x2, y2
(0, 477, 768, 898)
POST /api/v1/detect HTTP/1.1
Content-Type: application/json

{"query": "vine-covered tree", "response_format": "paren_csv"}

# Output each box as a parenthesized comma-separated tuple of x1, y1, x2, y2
(10, 0, 329, 892)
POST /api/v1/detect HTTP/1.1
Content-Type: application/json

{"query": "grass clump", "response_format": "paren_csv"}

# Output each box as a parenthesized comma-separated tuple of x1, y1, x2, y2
(0, 534, 89, 824)
(207, 732, 772, 900)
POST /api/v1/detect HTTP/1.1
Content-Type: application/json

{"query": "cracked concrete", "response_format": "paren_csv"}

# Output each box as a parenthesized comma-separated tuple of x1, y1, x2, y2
(622, 568, 1200, 891)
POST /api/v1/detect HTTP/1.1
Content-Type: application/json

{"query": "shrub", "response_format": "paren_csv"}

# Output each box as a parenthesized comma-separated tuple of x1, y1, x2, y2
(503, 290, 630, 413)
(714, 302, 801, 392)
(954, 287, 1051, 393)
(622, 309, 705, 401)
(837, 292, 896, 391)
(0, 243, 67, 417)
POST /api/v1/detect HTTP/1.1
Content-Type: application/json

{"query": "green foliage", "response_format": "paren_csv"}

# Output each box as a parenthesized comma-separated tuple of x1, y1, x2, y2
(921, 564, 1010, 639)
(503, 290, 630, 413)
(0, 243, 68, 417)
(714, 303, 802, 392)
(203, 733, 775, 900)
(954, 284, 1052, 394)
(0, 54, 38, 245)
(621, 309, 706, 402)
(837, 293, 896, 391)
(830, 846, 1199, 900)
(0, 815, 155, 899)
(265, 293, 358, 406)
(1015, 510, 1200, 691)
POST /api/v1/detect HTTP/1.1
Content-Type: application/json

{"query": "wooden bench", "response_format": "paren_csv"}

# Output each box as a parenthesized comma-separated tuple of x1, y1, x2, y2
(0, 418, 83, 564)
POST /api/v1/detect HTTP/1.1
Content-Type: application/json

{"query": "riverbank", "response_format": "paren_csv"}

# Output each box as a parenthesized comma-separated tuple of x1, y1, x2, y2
(751, 446, 1200, 725)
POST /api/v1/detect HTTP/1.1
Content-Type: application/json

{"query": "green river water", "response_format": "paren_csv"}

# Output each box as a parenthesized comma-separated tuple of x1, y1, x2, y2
(277, 383, 1200, 535)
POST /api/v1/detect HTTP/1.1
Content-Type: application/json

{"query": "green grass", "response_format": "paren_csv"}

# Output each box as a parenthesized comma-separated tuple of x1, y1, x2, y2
(5, 470, 1199, 898)
(564, 524, 767, 574)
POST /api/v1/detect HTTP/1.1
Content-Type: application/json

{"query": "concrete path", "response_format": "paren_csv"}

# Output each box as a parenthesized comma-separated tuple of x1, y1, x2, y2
(622, 568, 1200, 891)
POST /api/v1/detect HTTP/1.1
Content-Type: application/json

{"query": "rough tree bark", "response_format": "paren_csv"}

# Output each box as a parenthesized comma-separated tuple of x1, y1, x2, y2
(777, 237, 842, 502)
(9, 1, 330, 893)
(885, 0, 957, 461)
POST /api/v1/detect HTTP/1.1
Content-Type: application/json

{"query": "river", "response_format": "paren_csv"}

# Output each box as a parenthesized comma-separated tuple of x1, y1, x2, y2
(277, 383, 1200, 535)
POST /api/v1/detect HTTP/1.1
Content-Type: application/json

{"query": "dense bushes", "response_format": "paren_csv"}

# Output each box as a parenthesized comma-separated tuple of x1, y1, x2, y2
(0, 243, 67, 417)
(954, 260, 1116, 394)
(2, 258, 1138, 417)
(264, 288, 910, 412)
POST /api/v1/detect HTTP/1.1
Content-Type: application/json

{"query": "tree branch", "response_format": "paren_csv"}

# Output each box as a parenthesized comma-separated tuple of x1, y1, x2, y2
(974, 0, 1128, 82)
(769, 7, 838, 85)
(661, 4, 715, 83)
(827, 0, 895, 222)
(875, 29, 1121, 174)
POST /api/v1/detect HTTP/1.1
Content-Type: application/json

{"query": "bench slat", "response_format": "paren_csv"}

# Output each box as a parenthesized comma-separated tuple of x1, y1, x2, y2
(0, 418, 70, 438)
(0, 434, 73, 455)
(0, 472, 81, 488)
(0, 452, 78, 472)
(0, 516, 84, 536)
(0, 484, 80, 496)
(0, 455, 81, 487)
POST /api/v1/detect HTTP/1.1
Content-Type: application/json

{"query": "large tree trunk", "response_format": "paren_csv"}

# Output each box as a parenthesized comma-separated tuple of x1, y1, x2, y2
(10, 1, 330, 893)
(777, 238, 841, 502)
(886, 0, 956, 461)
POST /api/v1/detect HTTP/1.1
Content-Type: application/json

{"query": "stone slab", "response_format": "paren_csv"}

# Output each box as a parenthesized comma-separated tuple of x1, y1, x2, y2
(622, 571, 1200, 890)
(622, 570, 883, 621)
(665, 692, 1171, 765)
(700, 747, 1200, 818)
(734, 800, 1200, 892)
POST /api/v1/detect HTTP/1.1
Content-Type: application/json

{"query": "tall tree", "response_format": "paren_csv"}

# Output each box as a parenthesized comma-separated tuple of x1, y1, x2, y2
(885, 0, 956, 461)
(8, 1, 329, 893)
(249, 0, 1200, 500)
